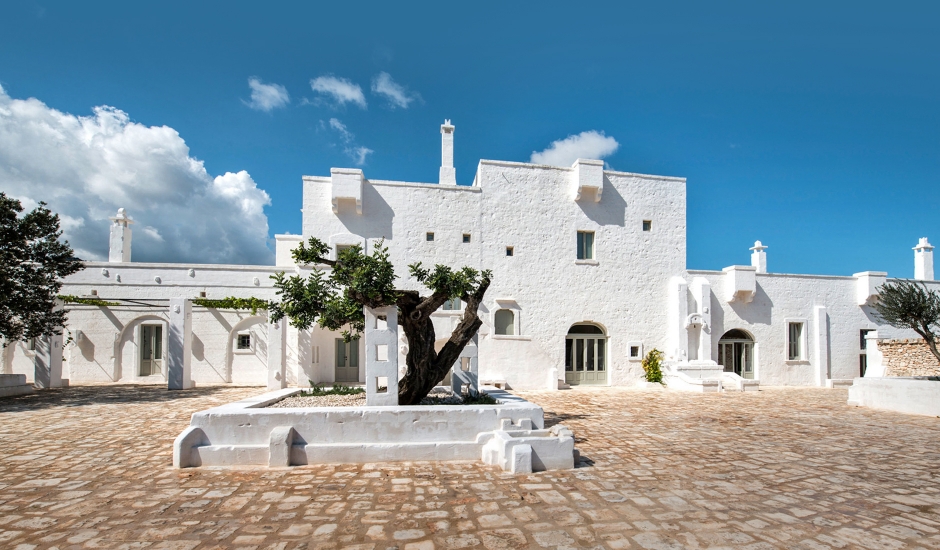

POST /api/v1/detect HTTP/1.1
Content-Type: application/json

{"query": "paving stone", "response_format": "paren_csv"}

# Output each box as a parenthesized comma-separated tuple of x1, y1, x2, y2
(0, 385, 938, 549)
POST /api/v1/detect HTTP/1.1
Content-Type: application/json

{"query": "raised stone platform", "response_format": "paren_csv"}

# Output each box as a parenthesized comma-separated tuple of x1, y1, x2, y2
(848, 376, 940, 416)
(174, 387, 576, 472)
(0, 374, 34, 398)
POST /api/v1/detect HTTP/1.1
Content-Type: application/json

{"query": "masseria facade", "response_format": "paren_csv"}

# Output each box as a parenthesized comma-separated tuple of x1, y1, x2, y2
(3, 121, 936, 390)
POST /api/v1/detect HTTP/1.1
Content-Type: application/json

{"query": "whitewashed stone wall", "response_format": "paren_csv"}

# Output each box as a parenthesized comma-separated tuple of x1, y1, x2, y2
(881, 339, 940, 377)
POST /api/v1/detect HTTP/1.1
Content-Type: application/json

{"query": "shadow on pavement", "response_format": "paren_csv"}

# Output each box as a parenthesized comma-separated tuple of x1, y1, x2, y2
(0, 384, 246, 412)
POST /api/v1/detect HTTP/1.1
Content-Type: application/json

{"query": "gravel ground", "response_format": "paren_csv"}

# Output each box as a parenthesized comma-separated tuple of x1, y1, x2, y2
(266, 387, 462, 407)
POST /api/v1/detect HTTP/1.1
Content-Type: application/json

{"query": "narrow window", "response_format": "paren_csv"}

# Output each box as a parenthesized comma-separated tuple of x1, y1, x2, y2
(859, 329, 874, 377)
(577, 231, 594, 260)
(462, 233, 471, 243)
(237, 334, 252, 350)
(26, 338, 36, 351)
(506, 246, 514, 256)
(630, 345, 640, 358)
(494, 309, 515, 335)
(787, 322, 803, 360)
(426, 232, 434, 242)
(336, 244, 353, 255)
(443, 297, 461, 311)
(642, 220, 652, 232)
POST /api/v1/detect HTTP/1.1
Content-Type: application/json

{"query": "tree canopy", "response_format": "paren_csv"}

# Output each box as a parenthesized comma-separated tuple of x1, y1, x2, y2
(269, 237, 491, 404)
(0, 193, 83, 344)
(873, 279, 940, 363)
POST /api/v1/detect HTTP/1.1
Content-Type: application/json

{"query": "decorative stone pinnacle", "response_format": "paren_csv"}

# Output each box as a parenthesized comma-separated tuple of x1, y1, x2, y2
(914, 237, 933, 251)
(750, 240, 768, 252)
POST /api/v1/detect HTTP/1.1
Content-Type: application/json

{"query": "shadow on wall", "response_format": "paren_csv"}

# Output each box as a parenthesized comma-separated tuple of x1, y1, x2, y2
(337, 183, 394, 239)
(576, 176, 626, 227)
(0, 385, 234, 412)
(728, 283, 774, 326)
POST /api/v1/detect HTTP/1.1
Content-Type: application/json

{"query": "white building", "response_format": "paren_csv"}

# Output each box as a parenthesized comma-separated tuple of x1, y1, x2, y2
(3, 121, 937, 391)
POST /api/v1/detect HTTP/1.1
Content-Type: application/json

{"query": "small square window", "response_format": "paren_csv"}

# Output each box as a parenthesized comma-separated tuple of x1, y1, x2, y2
(506, 246, 514, 257)
(630, 346, 640, 358)
(426, 232, 434, 242)
(237, 334, 251, 350)
(463, 233, 471, 243)
(577, 231, 594, 260)
(642, 220, 652, 232)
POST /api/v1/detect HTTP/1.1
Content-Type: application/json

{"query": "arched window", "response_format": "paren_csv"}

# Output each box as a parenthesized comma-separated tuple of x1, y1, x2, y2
(494, 309, 515, 335)
(718, 329, 756, 380)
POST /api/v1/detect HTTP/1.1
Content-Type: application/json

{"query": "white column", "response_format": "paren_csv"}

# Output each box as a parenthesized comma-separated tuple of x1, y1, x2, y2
(167, 298, 194, 390)
(108, 208, 133, 263)
(864, 331, 884, 377)
(813, 305, 829, 387)
(451, 334, 479, 395)
(667, 277, 689, 362)
(364, 306, 399, 406)
(750, 241, 768, 274)
(690, 277, 713, 362)
(267, 319, 286, 390)
(439, 120, 456, 185)
(34, 331, 66, 388)
(914, 237, 934, 281)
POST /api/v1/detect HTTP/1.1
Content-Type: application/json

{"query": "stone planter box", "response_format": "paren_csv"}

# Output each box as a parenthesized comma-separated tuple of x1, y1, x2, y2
(174, 387, 576, 472)
(0, 374, 33, 398)
(848, 377, 940, 417)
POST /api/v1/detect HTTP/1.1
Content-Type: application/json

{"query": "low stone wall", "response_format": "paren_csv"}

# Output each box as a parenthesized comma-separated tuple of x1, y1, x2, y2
(881, 339, 940, 377)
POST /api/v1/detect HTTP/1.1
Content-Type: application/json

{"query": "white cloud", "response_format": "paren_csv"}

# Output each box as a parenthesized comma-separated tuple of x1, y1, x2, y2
(530, 130, 620, 166)
(244, 77, 289, 112)
(0, 85, 273, 264)
(328, 118, 373, 166)
(310, 75, 367, 108)
(371, 72, 420, 109)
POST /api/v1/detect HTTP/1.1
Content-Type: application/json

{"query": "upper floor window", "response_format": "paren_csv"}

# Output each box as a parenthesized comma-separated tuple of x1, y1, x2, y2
(462, 233, 471, 243)
(787, 322, 804, 360)
(577, 231, 594, 260)
(443, 297, 461, 311)
(506, 246, 514, 256)
(426, 232, 435, 242)
(494, 309, 515, 335)
(642, 220, 652, 232)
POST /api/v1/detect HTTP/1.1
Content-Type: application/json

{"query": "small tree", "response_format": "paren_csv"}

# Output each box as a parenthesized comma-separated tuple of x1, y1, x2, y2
(872, 280, 940, 363)
(642, 348, 664, 384)
(269, 238, 491, 405)
(0, 193, 83, 344)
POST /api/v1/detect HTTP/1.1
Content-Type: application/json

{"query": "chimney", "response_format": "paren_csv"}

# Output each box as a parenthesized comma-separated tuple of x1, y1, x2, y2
(109, 208, 133, 263)
(439, 119, 456, 185)
(914, 237, 934, 280)
(750, 240, 768, 274)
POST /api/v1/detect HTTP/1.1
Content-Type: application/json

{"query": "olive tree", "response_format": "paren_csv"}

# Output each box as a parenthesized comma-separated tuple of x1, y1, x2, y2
(268, 237, 491, 405)
(873, 280, 940, 363)
(0, 193, 83, 344)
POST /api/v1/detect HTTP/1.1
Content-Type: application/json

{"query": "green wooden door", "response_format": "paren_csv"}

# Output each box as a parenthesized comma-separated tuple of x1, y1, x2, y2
(334, 338, 360, 383)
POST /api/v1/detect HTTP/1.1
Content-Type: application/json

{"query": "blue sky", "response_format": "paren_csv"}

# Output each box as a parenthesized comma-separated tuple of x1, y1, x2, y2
(0, 1, 937, 276)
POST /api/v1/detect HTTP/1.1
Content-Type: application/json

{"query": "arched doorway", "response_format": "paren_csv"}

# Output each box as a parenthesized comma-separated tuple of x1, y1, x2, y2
(565, 324, 607, 386)
(718, 329, 755, 379)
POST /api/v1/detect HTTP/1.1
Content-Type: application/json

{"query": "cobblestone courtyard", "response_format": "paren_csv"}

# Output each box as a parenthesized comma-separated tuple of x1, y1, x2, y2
(1, 386, 938, 550)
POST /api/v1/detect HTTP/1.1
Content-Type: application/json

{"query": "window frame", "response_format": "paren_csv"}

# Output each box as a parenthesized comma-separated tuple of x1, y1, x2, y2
(426, 232, 435, 242)
(785, 320, 807, 362)
(576, 230, 595, 260)
(505, 246, 514, 257)
(462, 233, 471, 243)
(234, 331, 255, 354)
(642, 220, 652, 232)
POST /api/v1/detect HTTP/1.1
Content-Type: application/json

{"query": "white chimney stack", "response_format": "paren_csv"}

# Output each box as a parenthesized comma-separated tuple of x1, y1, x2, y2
(914, 237, 934, 281)
(439, 119, 456, 185)
(750, 240, 768, 274)
(108, 208, 133, 263)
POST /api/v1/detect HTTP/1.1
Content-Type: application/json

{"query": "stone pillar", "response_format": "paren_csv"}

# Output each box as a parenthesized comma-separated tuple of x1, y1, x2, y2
(914, 237, 934, 281)
(267, 319, 286, 390)
(863, 331, 885, 377)
(34, 331, 66, 389)
(690, 277, 713, 362)
(667, 277, 689, 362)
(439, 120, 456, 185)
(750, 241, 768, 274)
(167, 298, 194, 390)
(813, 305, 829, 387)
(451, 334, 479, 395)
(364, 306, 398, 406)
(108, 208, 133, 263)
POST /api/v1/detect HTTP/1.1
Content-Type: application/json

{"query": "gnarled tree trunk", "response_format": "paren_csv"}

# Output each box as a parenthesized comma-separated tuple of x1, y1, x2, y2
(396, 276, 489, 405)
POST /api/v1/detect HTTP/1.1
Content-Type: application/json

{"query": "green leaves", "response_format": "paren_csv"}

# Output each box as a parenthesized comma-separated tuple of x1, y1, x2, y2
(192, 297, 271, 315)
(873, 280, 940, 363)
(0, 193, 83, 343)
(408, 262, 490, 301)
(59, 295, 122, 307)
(642, 349, 665, 384)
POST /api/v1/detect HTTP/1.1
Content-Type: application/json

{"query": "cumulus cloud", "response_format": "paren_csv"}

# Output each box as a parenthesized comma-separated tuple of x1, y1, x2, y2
(244, 77, 289, 112)
(310, 75, 367, 108)
(327, 118, 373, 166)
(0, 84, 273, 264)
(530, 130, 620, 166)
(371, 72, 420, 109)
